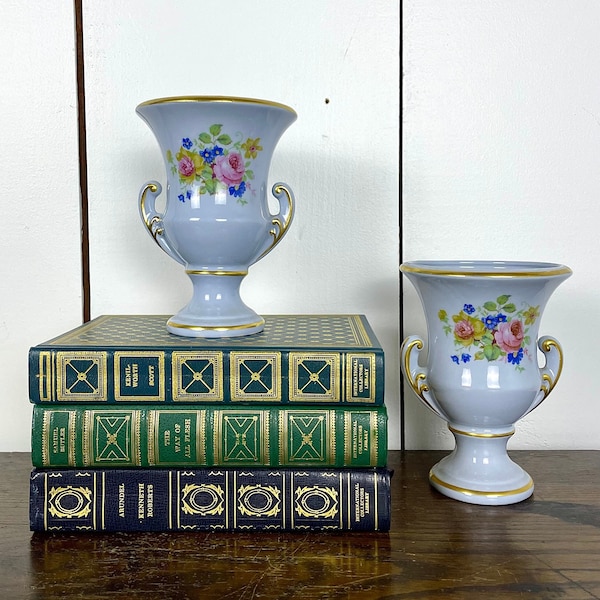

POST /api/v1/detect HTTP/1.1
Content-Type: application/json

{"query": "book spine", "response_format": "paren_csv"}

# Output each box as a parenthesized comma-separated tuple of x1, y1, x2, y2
(31, 405, 388, 469)
(29, 467, 392, 532)
(29, 346, 384, 406)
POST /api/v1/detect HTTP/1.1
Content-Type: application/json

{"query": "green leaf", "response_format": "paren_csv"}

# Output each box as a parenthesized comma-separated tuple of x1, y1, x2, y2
(474, 351, 485, 360)
(246, 170, 254, 180)
(205, 178, 217, 195)
(199, 132, 212, 144)
(497, 295, 510, 305)
(166, 150, 173, 163)
(503, 303, 517, 313)
(209, 124, 223, 137)
(217, 134, 232, 145)
(482, 332, 494, 345)
(483, 301, 497, 311)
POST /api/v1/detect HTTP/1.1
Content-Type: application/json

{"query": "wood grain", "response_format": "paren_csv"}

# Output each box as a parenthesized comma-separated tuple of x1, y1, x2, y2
(1, 451, 599, 599)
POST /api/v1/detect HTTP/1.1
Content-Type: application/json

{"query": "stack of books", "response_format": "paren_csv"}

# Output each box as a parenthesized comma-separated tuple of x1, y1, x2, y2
(28, 314, 392, 532)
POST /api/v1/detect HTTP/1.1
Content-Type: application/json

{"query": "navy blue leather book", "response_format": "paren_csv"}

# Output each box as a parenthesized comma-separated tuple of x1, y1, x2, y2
(30, 466, 392, 532)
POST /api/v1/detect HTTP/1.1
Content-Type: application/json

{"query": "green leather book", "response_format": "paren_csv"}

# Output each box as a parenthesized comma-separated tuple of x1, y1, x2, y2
(29, 314, 384, 406)
(31, 404, 388, 468)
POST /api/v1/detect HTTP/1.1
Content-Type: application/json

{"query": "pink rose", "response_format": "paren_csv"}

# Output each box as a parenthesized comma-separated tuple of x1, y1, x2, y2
(178, 156, 195, 177)
(494, 319, 524, 354)
(454, 320, 474, 341)
(213, 152, 245, 186)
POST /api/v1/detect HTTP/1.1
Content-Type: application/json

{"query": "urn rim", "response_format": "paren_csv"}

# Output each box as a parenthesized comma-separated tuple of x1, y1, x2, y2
(400, 260, 572, 278)
(136, 95, 296, 116)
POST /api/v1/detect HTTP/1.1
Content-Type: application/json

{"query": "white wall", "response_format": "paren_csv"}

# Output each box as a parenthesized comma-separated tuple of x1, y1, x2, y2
(0, 2, 82, 451)
(83, 1, 402, 446)
(403, 1, 599, 448)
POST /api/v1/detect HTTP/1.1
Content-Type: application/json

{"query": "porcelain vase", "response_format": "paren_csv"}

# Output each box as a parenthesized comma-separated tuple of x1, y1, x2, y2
(400, 260, 572, 505)
(136, 96, 297, 338)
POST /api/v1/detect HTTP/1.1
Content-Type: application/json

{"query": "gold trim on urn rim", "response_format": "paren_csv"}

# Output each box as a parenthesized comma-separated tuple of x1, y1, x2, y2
(429, 471, 534, 498)
(400, 262, 572, 278)
(136, 95, 296, 115)
(167, 318, 265, 332)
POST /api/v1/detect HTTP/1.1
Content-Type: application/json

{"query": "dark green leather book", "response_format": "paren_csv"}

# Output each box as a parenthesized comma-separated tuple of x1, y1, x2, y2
(30, 466, 392, 532)
(29, 314, 384, 406)
(31, 404, 388, 468)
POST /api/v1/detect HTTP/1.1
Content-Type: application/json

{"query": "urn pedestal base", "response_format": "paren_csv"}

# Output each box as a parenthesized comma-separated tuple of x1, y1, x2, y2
(166, 273, 265, 338)
(429, 427, 534, 505)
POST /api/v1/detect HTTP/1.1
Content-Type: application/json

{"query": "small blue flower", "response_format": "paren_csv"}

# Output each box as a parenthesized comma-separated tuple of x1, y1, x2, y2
(186, 190, 192, 199)
(201, 148, 215, 163)
(483, 315, 498, 330)
(451, 355, 460, 365)
(463, 304, 475, 315)
(461, 353, 471, 363)
(507, 347, 524, 365)
(182, 137, 193, 149)
(230, 181, 246, 198)
(213, 145, 224, 157)
(497, 313, 508, 323)
(178, 194, 185, 203)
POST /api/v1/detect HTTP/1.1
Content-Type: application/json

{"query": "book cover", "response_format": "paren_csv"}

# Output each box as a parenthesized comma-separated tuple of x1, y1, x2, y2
(29, 314, 384, 406)
(32, 404, 388, 468)
(29, 466, 392, 532)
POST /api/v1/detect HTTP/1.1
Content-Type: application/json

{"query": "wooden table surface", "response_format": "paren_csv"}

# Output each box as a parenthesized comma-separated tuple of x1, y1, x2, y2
(1, 450, 599, 599)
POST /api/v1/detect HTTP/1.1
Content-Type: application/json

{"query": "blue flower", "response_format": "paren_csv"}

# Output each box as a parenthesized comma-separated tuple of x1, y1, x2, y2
(201, 148, 215, 163)
(483, 315, 499, 330)
(178, 194, 185, 203)
(213, 145, 224, 157)
(182, 137, 193, 149)
(451, 355, 460, 365)
(463, 304, 475, 315)
(461, 353, 471, 363)
(507, 347, 524, 365)
(230, 181, 246, 198)
(186, 190, 192, 200)
(497, 313, 508, 323)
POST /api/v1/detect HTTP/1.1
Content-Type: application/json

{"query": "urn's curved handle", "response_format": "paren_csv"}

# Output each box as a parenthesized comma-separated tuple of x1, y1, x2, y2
(256, 182, 295, 261)
(524, 335, 565, 416)
(139, 181, 186, 266)
(401, 335, 449, 421)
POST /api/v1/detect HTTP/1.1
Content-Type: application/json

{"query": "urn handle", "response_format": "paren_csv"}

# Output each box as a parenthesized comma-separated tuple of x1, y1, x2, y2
(257, 183, 295, 261)
(401, 335, 449, 421)
(138, 181, 186, 266)
(524, 335, 565, 416)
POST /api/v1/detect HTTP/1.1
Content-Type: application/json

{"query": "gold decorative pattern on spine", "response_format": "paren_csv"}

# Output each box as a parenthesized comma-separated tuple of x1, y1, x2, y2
(69, 411, 77, 466)
(42, 411, 50, 466)
(148, 410, 156, 466)
(198, 411, 206, 464)
(540, 338, 563, 397)
(329, 410, 336, 464)
(430, 471, 533, 498)
(371, 410, 378, 465)
(82, 410, 91, 466)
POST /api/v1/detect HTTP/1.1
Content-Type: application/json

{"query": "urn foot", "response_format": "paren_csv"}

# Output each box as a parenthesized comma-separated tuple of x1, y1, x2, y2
(429, 426, 534, 505)
(167, 273, 265, 338)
